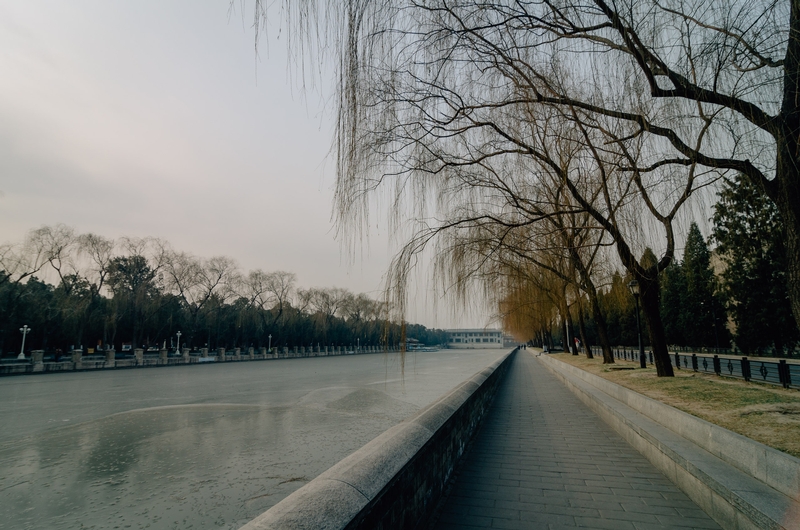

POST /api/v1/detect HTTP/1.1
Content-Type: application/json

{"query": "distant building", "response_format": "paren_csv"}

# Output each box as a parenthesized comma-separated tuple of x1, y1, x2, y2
(446, 329, 504, 349)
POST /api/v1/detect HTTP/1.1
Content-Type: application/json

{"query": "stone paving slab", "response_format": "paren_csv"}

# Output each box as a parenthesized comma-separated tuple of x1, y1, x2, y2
(432, 351, 721, 529)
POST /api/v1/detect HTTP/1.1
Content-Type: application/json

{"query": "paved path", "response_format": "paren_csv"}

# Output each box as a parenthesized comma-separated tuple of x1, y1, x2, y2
(433, 351, 721, 529)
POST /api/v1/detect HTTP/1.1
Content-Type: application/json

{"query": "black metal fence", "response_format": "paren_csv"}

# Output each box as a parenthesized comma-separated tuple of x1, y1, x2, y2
(588, 346, 800, 389)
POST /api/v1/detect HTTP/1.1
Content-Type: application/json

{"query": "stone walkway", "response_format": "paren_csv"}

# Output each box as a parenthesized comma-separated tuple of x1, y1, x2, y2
(433, 351, 721, 529)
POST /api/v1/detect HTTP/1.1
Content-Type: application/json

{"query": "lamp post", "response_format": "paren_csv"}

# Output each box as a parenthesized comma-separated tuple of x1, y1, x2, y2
(357, 337, 360, 352)
(711, 301, 719, 351)
(176, 331, 182, 354)
(628, 281, 646, 368)
(701, 300, 721, 352)
(18, 325, 31, 360)
(268, 334, 272, 353)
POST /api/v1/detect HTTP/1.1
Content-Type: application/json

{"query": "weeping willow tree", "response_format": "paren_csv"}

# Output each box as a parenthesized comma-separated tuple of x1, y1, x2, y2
(499, 265, 560, 348)
(250, 0, 797, 376)
(422, 184, 617, 362)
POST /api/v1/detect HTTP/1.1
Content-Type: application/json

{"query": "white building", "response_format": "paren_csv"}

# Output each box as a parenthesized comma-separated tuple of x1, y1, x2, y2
(446, 329, 505, 349)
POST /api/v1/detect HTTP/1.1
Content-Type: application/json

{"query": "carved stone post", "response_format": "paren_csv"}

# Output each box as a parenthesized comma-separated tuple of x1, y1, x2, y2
(105, 348, 115, 367)
(32, 350, 44, 372)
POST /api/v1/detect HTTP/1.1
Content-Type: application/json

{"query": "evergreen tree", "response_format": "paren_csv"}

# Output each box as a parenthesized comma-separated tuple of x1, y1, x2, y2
(600, 272, 637, 347)
(712, 175, 798, 355)
(680, 224, 721, 347)
(660, 261, 686, 346)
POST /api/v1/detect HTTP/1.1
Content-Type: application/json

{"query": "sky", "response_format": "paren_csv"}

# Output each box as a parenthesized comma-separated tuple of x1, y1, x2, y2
(0, 1, 491, 329)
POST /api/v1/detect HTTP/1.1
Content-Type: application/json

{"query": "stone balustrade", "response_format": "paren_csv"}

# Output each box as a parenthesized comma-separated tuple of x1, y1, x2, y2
(1, 342, 406, 376)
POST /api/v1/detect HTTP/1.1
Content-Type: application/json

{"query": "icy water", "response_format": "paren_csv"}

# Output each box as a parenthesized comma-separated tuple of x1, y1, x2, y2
(0, 349, 509, 529)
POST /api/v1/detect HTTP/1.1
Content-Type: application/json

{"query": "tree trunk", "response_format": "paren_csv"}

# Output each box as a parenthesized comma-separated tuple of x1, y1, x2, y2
(576, 298, 592, 359)
(638, 274, 674, 377)
(781, 204, 800, 335)
(774, 0, 800, 336)
(591, 298, 614, 363)
(568, 242, 613, 361)
(584, 282, 614, 363)
(569, 313, 579, 356)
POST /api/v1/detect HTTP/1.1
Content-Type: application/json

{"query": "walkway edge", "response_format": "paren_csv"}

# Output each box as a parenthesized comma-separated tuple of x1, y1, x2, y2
(538, 353, 800, 530)
(239, 349, 516, 530)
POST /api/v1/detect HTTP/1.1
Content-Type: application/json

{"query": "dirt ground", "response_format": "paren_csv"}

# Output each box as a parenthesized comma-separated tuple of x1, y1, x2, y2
(548, 352, 800, 458)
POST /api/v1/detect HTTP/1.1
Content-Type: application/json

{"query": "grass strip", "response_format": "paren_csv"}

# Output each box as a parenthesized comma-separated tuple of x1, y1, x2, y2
(549, 352, 800, 458)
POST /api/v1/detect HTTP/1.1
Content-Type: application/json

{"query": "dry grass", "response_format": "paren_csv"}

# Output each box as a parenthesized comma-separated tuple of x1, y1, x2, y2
(549, 352, 800, 458)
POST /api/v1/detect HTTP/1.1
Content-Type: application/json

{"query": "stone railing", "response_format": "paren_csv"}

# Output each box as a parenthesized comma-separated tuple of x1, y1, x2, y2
(0, 344, 400, 376)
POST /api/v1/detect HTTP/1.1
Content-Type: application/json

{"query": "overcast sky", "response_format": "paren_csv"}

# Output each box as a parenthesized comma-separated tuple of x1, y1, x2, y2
(0, 1, 491, 329)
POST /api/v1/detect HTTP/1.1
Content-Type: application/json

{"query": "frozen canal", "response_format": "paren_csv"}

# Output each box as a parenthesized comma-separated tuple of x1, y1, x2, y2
(0, 348, 509, 529)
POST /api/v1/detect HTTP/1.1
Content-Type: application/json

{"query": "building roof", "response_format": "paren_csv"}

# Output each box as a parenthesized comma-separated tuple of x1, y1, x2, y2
(445, 329, 502, 333)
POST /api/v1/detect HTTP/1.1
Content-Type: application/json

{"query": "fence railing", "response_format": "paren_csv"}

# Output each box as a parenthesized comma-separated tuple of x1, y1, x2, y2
(587, 346, 799, 390)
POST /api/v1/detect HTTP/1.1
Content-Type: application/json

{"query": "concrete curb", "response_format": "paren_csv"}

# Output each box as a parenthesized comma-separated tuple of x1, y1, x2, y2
(538, 353, 800, 530)
(239, 349, 517, 530)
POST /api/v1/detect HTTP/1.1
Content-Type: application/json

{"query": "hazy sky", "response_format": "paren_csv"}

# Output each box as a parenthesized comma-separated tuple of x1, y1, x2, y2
(0, 1, 489, 329)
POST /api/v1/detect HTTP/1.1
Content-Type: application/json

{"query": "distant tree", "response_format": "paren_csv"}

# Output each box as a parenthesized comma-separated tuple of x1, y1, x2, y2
(712, 175, 798, 354)
(164, 253, 238, 347)
(107, 255, 160, 349)
(600, 272, 637, 348)
(53, 274, 95, 348)
(31, 224, 77, 290)
(680, 224, 721, 347)
(660, 262, 687, 346)
(0, 227, 61, 287)
(0, 224, 439, 354)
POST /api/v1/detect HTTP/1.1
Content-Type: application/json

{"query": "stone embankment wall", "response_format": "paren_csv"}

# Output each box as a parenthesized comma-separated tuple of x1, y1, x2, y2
(0, 345, 397, 376)
(239, 348, 517, 530)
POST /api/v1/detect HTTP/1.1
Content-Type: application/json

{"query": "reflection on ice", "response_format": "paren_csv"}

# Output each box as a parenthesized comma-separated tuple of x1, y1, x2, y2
(0, 349, 506, 529)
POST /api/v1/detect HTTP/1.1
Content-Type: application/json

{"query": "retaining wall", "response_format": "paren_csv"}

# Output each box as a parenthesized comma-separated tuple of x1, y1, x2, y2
(0, 347, 399, 377)
(240, 348, 517, 530)
(539, 353, 800, 530)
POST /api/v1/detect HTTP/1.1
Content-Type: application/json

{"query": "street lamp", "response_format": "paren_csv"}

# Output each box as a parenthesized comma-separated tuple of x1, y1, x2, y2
(176, 331, 182, 354)
(268, 334, 272, 353)
(357, 337, 360, 352)
(627, 280, 647, 369)
(701, 300, 721, 352)
(18, 325, 31, 360)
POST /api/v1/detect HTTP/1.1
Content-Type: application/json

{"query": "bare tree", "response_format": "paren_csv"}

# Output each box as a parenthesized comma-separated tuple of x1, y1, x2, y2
(498, 262, 560, 349)
(76, 233, 115, 299)
(249, 0, 800, 374)
(265, 271, 297, 324)
(164, 252, 240, 345)
(29, 224, 78, 291)
(341, 292, 376, 323)
(0, 238, 49, 286)
(307, 287, 350, 319)
(431, 180, 617, 362)
(240, 269, 297, 330)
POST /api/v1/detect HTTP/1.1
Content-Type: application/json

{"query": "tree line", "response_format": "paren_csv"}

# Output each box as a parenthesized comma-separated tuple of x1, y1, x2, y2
(250, 0, 800, 375)
(0, 226, 447, 356)
(500, 176, 797, 358)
